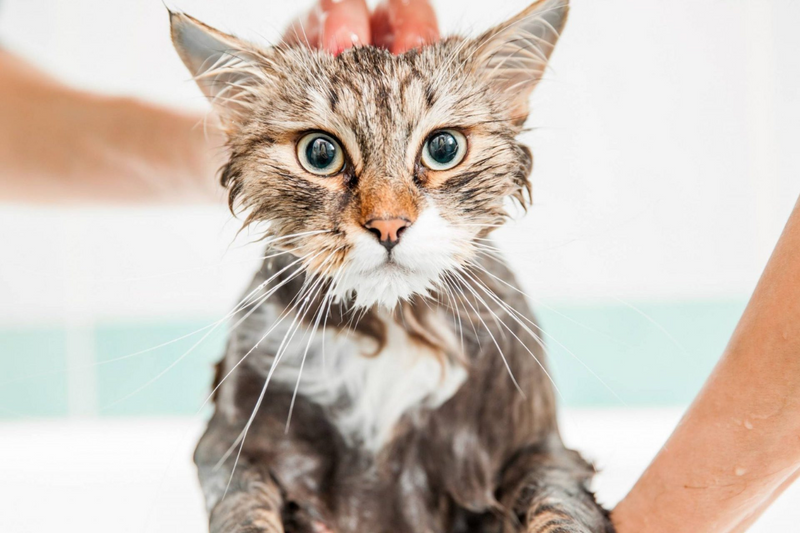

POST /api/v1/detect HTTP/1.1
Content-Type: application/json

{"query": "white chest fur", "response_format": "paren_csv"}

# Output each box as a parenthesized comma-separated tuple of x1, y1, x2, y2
(272, 311, 467, 452)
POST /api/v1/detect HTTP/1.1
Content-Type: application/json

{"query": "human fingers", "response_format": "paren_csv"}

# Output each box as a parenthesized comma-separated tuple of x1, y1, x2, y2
(370, 0, 440, 54)
(283, 0, 371, 54)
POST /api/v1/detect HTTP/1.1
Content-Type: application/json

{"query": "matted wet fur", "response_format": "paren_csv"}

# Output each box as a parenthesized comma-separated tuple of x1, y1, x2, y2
(170, 1, 615, 531)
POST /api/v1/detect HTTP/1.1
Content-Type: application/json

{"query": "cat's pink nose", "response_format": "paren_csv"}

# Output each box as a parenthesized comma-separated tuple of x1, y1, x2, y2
(364, 217, 411, 252)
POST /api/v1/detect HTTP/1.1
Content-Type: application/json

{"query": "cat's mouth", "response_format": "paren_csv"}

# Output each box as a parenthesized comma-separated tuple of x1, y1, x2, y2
(325, 207, 472, 309)
(382, 256, 404, 267)
(355, 254, 415, 278)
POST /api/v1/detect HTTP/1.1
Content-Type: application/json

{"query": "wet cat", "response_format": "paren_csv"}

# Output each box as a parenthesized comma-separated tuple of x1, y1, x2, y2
(170, 1, 614, 531)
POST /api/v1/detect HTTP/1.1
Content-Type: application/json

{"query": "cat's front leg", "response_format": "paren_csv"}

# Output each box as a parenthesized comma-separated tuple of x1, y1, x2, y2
(500, 446, 615, 533)
(195, 416, 285, 533)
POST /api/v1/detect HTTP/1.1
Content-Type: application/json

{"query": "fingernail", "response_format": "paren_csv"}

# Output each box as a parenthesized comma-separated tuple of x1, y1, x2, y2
(328, 27, 362, 55)
(392, 33, 429, 54)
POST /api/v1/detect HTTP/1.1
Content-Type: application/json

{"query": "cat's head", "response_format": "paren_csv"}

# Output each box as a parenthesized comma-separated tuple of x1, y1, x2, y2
(170, 0, 567, 309)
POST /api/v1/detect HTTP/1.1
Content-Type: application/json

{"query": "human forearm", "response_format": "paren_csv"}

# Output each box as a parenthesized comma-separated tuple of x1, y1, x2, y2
(613, 198, 800, 532)
(0, 50, 224, 204)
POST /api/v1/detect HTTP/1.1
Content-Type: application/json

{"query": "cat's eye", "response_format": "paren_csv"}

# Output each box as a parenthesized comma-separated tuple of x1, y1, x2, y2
(297, 132, 345, 176)
(421, 129, 467, 171)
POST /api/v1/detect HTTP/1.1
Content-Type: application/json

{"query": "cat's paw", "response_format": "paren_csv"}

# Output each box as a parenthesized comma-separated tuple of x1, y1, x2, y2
(525, 508, 614, 533)
(526, 512, 592, 533)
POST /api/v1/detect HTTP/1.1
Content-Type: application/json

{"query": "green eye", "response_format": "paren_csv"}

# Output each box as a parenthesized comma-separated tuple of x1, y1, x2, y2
(297, 133, 345, 176)
(421, 129, 467, 171)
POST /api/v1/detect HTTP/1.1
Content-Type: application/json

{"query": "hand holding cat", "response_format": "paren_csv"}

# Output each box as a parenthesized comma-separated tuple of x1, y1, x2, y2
(283, 0, 440, 55)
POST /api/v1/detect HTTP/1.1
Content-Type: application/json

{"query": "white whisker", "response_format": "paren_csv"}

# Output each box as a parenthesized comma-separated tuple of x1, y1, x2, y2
(464, 259, 628, 404)
(285, 260, 340, 431)
(448, 270, 525, 396)
(123, 247, 299, 282)
(455, 267, 561, 399)
(214, 247, 344, 498)
(218, 262, 332, 493)
(613, 296, 691, 361)
(101, 251, 317, 410)
(195, 255, 329, 413)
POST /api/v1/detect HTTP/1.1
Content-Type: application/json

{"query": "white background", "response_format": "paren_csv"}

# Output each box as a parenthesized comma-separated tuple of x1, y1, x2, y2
(0, 0, 798, 323)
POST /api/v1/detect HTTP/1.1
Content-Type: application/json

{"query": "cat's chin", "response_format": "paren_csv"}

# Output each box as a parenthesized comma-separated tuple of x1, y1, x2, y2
(330, 262, 436, 310)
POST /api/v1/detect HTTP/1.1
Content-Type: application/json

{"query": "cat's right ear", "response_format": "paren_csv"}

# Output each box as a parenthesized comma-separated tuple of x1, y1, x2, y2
(472, 0, 569, 120)
(169, 11, 264, 120)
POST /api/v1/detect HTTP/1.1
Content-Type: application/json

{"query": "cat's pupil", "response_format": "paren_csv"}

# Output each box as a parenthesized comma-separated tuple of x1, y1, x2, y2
(427, 132, 459, 164)
(306, 137, 337, 169)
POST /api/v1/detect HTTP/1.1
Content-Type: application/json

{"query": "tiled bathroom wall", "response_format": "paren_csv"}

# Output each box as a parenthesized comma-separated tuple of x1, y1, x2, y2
(0, 299, 746, 417)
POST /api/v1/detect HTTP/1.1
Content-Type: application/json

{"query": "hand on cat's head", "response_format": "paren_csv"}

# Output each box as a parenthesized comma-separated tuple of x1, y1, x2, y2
(170, 0, 567, 308)
(283, 0, 439, 55)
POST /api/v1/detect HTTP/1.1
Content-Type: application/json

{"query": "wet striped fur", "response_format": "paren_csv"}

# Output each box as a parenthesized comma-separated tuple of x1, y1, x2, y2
(170, 1, 614, 532)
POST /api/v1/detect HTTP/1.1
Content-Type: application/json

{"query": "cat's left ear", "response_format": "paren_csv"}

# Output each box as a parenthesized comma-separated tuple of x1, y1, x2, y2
(169, 11, 266, 121)
(473, 0, 569, 119)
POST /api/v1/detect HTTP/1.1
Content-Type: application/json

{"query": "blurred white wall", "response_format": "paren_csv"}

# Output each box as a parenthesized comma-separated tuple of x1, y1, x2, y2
(1, 0, 798, 327)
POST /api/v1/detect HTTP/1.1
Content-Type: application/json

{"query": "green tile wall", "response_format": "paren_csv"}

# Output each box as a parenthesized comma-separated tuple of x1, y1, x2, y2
(0, 328, 69, 417)
(537, 299, 746, 406)
(0, 298, 747, 417)
(95, 321, 226, 416)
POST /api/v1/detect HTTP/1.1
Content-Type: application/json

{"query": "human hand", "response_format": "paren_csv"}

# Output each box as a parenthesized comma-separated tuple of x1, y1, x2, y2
(0, 49, 225, 204)
(283, 0, 440, 55)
